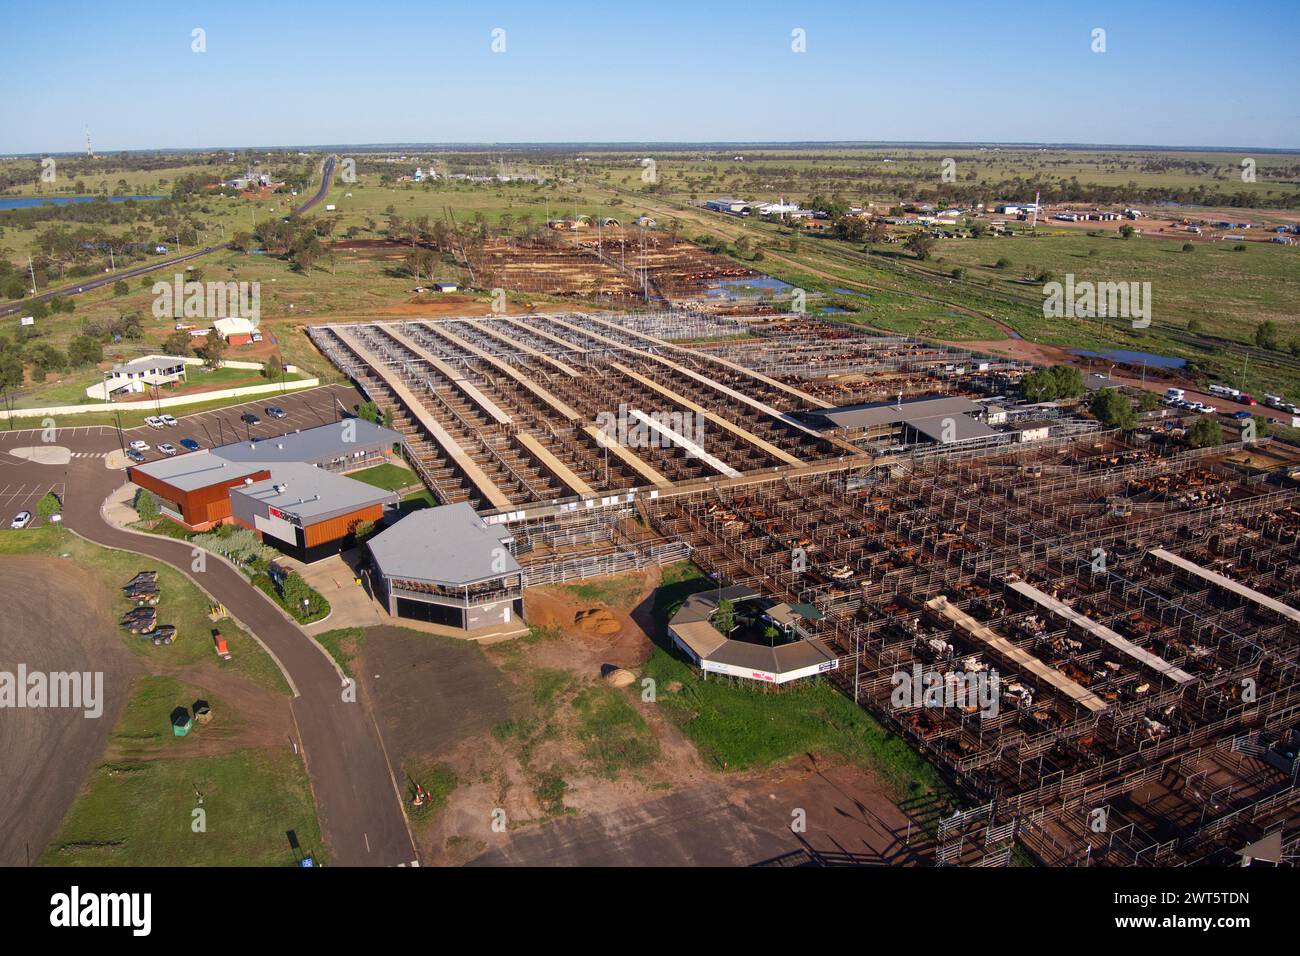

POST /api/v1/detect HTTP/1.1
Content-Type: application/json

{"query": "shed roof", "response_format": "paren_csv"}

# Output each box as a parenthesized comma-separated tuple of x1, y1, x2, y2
(129, 450, 266, 492)
(111, 355, 189, 375)
(811, 395, 982, 430)
(230, 461, 397, 524)
(212, 419, 402, 466)
(906, 414, 1000, 443)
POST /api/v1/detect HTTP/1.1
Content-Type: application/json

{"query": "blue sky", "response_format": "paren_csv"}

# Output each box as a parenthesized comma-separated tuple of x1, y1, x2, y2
(2, 0, 1298, 152)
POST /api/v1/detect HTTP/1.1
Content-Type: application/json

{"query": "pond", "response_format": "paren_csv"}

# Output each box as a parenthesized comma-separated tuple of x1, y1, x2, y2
(1072, 348, 1186, 370)
(702, 275, 794, 300)
(0, 195, 165, 210)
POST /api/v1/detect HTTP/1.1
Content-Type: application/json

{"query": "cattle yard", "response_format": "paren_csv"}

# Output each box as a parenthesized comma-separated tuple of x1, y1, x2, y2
(308, 311, 1300, 867)
(466, 234, 764, 305)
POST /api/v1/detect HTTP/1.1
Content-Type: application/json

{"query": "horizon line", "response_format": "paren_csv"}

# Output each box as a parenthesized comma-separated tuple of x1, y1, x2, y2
(5, 139, 1299, 158)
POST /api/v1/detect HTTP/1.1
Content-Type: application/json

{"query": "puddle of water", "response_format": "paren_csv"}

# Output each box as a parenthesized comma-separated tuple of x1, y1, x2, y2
(1072, 348, 1186, 369)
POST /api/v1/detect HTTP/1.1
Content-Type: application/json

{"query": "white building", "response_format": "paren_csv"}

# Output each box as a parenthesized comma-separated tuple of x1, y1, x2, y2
(87, 355, 189, 400)
(212, 316, 258, 341)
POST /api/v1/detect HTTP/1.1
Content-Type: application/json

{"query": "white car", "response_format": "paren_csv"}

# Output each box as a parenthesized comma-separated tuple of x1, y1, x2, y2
(129, 440, 150, 452)
(11, 511, 32, 529)
(160, 414, 179, 427)
(158, 443, 178, 456)
(144, 416, 166, 429)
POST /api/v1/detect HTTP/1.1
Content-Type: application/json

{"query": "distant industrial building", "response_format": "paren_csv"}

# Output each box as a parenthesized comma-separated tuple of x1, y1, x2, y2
(806, 395, 1002, 446)
(705, 197, 749, 215)
(212, 316, 259, 345)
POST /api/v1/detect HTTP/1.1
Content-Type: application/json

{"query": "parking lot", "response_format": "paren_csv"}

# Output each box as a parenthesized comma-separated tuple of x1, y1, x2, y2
(0, 382, 369, 525)
(118, 383, 365, 464)
(0, 480, 66, 528)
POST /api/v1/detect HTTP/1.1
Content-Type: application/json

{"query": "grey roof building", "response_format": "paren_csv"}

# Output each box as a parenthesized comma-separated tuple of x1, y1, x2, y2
(806, 395, 1011, 447)
(213, 419, 402, 473)
(228, 461, 399, 563)
(809, 395, 983, 431)
(130, 449, 266, 492)
(230, 462, 399, 526)
(366, 504, 524, 634)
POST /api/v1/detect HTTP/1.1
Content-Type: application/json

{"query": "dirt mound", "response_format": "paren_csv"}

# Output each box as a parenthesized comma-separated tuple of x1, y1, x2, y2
(602, 667, 636, 688)
(574, 608, 621, 636)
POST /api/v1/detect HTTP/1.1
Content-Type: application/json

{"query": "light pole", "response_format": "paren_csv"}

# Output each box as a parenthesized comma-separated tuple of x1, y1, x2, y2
(854, 633, 860, 705)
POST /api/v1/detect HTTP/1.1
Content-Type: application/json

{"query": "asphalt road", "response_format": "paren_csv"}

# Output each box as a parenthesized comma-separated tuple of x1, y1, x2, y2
(0, 385, 417, 867)
(0, 245, 224, 319)
(290, 155, 336, 218)
(0, 155, 338, 319)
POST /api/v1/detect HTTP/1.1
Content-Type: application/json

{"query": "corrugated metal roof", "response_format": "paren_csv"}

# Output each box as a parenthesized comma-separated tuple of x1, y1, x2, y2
(812, 396, 982, 430)
(906, 414, 1000, 443)
(212, 419, 402, 466)
(129, 450, 266, 492)
(231, 461, 398, 523)
(367, 503, 520, 585)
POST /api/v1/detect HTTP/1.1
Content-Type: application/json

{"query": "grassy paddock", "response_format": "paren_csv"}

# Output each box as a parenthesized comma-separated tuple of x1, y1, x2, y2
(571, 684, 659, 779)
(41, 675, 321, 866)
(646, 562, 951, 802)
(0, 526, 288, 694)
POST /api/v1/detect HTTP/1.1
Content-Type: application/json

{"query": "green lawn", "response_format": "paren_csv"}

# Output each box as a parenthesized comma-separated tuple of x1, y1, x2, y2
(0, 526, 288, 694)
(346, 461, 419, 492)
(41, 676, 321, 866)
(571, 684, 658, 779)
(314, 626, 365, 678)
(561, 571, 646, 609)
(400, 758, 459, 832)
(644, 562, 952, 801)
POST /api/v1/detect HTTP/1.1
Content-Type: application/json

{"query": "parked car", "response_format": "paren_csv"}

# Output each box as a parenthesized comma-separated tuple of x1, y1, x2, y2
(240, 412, 260, 425)
(10, 511, 32, 529)
(1231, 410, 1253, 421)
(158, 443, 178, 456)
(126, 448, 146, 463)
(144, 416, 165, 429)
(265, 405, 287, 419)
(128, 440, 149, 452)
(179, 438, 201, 451)
(160, 414, 179, 427)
